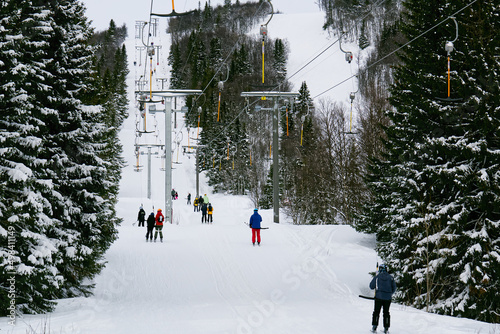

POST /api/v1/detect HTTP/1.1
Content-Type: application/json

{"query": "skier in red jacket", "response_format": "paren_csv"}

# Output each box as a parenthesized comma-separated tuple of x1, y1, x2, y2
(154, 209, 165, 242)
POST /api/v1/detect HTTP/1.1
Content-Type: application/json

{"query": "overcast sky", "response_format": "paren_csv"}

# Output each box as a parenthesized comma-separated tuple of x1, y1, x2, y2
(82, 0, 321, 31)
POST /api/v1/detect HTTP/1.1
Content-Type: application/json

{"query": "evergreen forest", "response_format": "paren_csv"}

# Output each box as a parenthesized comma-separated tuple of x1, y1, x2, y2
(0, 0, 498, 324)
(0, 1, 128, 314)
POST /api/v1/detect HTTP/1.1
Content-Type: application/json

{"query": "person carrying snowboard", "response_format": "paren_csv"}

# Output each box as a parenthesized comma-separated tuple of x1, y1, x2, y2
(201, 202, 208, 223)
(369, 264, 396, 333)
(207, 203, 213, 224)
(145, 212, 155, 241)
(249, 208, 262, 246)
(155, 208, 165, 242)
(137, 206, 146, 227)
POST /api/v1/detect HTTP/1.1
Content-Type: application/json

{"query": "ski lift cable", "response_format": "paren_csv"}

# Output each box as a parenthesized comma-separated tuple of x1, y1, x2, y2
(174, 0, 384, 155)
(140, 0, 156, 84)
(313, 0, 478, 99)
(172, 1, 271, 137)
(286, 0, 386, 82)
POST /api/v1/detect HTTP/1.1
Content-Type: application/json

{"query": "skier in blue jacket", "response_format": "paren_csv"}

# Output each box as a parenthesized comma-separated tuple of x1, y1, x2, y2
(249, 208, 262, 246)
(370, 264, 396, 333)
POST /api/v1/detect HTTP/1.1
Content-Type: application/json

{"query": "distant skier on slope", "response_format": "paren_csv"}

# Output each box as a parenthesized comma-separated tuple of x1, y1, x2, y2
(203, 193, 209, 204)
(155, 209, 165, 242)
(187, 193, 191, 205)
(249, 208, 262, 246)
(370, 264, 396, 333)
(137, 206, 146, 227)
(145, 212, 155, 241)
(193, 196, 199, 212)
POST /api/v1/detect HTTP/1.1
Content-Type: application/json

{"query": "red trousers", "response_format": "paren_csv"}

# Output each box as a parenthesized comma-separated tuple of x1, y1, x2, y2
(252, 228, 261, 244)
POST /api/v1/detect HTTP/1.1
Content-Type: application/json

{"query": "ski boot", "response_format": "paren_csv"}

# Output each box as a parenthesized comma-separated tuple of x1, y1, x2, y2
(371, 326, 377, 333)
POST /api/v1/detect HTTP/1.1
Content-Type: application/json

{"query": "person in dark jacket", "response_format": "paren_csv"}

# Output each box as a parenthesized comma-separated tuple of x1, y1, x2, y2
(187, 193, 191, 205)
(145, 212, 155, 241)
(249, 208, 262, 246)
(200, 202, 208, 223)
(137, 206, 146, 227)
(369, 264, 396, 333)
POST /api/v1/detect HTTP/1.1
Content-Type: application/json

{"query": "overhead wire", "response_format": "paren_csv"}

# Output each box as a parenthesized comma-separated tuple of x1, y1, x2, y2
(313, 0, 479, 99)
(198, 0, 480, 157)
(189, 0, 389, 156)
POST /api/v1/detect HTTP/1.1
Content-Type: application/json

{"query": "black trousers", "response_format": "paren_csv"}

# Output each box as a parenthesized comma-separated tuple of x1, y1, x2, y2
(145, 227, 154, 240)
(372, 298, 391, 328)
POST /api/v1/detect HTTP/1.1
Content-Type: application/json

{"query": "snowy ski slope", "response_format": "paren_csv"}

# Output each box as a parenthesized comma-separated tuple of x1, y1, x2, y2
(1, 2, 498, 334)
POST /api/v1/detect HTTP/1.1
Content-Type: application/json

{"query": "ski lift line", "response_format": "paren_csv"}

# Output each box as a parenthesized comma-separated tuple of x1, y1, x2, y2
(188, 0, 269, 106)
(173, 1, 272, 139)
(286, 0, 386, 83)
(287, 37, 341, 81)
(163, 1, 272, 154)
(313, 0, 478, 100)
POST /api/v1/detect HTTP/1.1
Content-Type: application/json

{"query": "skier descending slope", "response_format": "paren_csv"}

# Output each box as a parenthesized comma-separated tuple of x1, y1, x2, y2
(369, 264, 396, 333)
(249, 208, 262, 246)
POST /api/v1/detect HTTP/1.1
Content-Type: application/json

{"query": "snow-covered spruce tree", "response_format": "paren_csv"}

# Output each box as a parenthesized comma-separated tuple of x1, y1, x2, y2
(44, 0, 120, 299)
(0, 0, 120, 314)
(0, 0, 64, 313)
(358, 0, 500, 322)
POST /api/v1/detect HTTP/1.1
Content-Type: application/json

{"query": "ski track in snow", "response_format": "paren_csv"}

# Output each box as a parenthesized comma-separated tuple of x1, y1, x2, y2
(1, 6, 499, 334)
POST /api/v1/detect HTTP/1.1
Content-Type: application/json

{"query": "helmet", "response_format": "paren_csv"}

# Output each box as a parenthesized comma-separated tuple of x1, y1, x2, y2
(379, 264, 388, 273)
(157, 209, 162, 212)
(254, 208, 258, 211)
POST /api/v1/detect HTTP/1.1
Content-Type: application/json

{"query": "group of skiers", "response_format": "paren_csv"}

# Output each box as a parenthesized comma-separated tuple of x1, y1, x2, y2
(136, 206, 164, 242)
(192, 193, 213, 223)
(137, 202, 395, 332)
(171, 188, 178, 200)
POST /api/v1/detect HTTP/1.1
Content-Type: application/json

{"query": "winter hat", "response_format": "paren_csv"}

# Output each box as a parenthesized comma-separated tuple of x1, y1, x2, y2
(379, 264, 388, 273)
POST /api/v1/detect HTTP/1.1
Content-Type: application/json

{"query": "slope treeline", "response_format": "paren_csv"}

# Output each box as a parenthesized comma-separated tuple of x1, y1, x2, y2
(322, 0, 500, 323)
(0, 1, 128, 315)
(168, 1, 364, 225)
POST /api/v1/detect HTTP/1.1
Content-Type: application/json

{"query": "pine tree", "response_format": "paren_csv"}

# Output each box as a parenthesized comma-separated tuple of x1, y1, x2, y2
(0, 0, 122, 314)
(358, 0, 500, 322)
(273, 38, 287, 83)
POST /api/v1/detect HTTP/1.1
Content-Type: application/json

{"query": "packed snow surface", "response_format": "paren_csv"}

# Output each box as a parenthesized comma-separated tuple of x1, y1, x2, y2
(1, 3, 498, 334)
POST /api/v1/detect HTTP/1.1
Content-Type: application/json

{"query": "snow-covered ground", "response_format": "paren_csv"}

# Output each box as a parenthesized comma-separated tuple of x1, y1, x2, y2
(1, 3, 499, 334)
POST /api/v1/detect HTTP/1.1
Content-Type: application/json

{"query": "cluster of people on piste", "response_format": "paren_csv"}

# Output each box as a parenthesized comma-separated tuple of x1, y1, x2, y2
(136, 198, 398, 332)
(141, 208, 164, 242)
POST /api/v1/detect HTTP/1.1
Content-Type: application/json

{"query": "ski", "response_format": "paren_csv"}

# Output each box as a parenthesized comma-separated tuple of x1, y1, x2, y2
(242, 222, 269, 229)
(359, 295, 375, 300)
